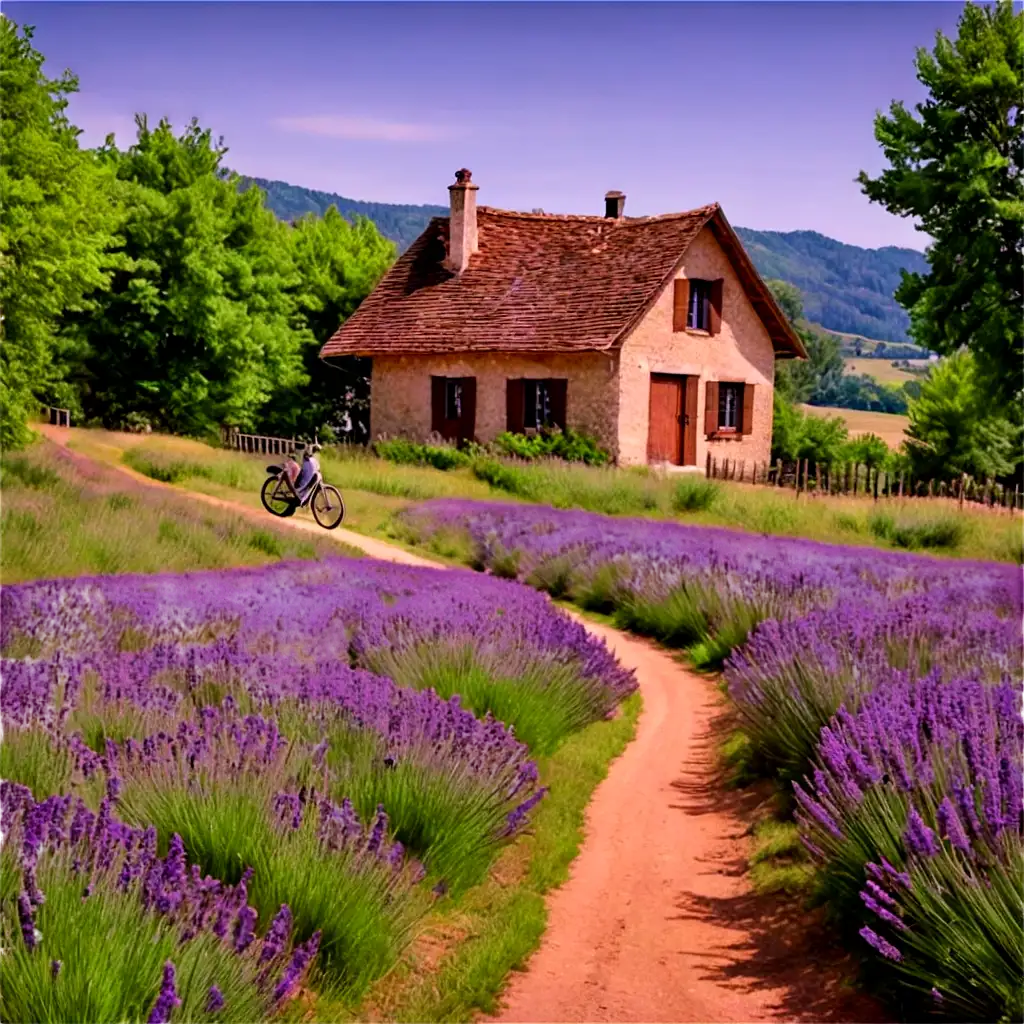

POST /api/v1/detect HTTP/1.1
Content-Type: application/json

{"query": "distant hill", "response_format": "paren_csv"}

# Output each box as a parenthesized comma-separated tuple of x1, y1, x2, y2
(247, 176, 929, 344)
(733, 228, 929, 345)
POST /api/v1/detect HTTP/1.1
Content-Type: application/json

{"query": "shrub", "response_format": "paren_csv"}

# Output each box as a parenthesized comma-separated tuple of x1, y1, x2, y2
(670, 476, 720, 513)
(868, 511, 966, 550)
(492, 428, 611, 466)
(373, 438, 470, 471)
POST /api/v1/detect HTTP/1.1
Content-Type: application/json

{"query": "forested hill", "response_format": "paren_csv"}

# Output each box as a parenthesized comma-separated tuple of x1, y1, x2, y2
(248, 176, 929, 344)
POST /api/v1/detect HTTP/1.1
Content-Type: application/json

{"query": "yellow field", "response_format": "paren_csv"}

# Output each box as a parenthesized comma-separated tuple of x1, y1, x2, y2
(802, 405, 910, 448)
(844, 358, 933, 384)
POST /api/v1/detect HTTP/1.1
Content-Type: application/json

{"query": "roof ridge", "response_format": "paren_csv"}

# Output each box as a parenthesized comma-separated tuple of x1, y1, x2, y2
(474, 203, 720, 224)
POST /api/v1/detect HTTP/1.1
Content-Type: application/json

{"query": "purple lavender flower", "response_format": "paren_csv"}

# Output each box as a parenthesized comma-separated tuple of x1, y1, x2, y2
(859, 926, 903, 962)
(935, 797, 972, 853)
(904, 807, 940, 858)
(147, 961, 181, 1024)
(205, 985, 225, 1013)
(233, 905, 258, 953)
(51, 960, 62, 980)
(17, 891, 36, 950)
(272, 930, 321, 1004)
(258, 904, 293, 966)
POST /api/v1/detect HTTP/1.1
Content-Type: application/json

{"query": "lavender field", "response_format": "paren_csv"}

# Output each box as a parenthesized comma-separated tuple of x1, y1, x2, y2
(0, 558, 636, 1021)
(399, 499, 1024, 1020)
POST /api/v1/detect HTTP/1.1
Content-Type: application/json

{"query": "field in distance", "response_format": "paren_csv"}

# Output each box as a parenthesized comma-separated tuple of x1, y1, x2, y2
(802, 405, 910, 449)
(843, 358, 932, 385)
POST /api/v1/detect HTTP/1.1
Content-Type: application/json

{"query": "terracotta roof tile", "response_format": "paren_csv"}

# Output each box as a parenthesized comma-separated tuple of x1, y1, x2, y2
(321, 204, 806, 360)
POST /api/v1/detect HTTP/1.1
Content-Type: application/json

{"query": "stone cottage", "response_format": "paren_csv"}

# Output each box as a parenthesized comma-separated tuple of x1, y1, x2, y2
(320, 170, 806, 468)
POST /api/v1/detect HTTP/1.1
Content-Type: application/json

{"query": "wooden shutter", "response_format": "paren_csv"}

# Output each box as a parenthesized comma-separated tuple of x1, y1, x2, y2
(673, 279, 689, 332)
(709, 279, 724, 335)
(431, 376, 446, 434)
(548, 379, 568, 430)
(741, 384, 755, 435)
(704, 380, 719, 436)
(461, 377, 477, 442)
(506, 379, 525, 433)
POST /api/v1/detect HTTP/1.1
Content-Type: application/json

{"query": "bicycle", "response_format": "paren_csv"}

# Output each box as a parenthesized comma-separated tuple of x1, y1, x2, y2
(260, 443, 345, 530)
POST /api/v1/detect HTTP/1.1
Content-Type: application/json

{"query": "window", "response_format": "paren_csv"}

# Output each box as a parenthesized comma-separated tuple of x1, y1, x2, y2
(718, 383, 743, 432)
(524, 380, 552, 429)
(687, 280, 712, 331)
(444, 379, 463, 421)
(507, 378, 567, 432)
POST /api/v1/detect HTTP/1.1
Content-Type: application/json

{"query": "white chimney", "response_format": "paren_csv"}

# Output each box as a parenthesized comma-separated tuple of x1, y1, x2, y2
(447, 168, 479, 274)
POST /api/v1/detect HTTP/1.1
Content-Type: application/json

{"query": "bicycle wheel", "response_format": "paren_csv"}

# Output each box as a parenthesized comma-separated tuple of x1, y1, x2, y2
(311, 484, 345, 530)
(261, 476, 297, 518)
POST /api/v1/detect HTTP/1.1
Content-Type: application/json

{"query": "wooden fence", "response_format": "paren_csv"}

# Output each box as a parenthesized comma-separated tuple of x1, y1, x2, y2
(222, 428, 300, 456)
(704, 452, 1022, 513)
(42, 406, 71, 427)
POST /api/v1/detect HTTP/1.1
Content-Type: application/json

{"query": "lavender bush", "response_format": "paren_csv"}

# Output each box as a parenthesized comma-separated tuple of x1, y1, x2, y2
(0, 786, 311, 1023)
(397, 499, 1023, 1019)
(1, 555, 636, 1015)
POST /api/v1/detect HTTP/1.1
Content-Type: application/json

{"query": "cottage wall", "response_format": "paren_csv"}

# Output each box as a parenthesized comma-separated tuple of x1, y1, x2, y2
(616, 226, 777, 469)
(370, 351, 621, 453)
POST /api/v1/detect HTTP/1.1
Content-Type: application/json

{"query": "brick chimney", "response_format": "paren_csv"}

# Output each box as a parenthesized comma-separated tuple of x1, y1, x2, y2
(447, 168, 479, 273)
(604, 190, 625, 219)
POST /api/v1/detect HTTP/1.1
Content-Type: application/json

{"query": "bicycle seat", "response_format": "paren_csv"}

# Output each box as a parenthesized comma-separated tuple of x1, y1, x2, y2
(266, 465, 281, 474)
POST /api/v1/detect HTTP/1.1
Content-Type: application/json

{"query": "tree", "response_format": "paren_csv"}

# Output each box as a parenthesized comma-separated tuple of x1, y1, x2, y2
(904, 349, 1019, 481)
(70, 116, 308, 436)
(768, 279, 845, 404)
(0, 19, 114, 448)
(858, 0, 1023, 412)
(273, 206, 395, 441)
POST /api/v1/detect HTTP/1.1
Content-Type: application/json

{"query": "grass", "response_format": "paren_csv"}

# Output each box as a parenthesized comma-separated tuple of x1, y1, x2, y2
(64, 428, 1023, 564)
(0, 440, 353, 583)
(801, 405, 911, 449)
(748, 819, 815, 896)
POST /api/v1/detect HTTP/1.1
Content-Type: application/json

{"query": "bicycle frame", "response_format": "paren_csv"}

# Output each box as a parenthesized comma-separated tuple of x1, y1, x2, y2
(268, 465, 323, 508)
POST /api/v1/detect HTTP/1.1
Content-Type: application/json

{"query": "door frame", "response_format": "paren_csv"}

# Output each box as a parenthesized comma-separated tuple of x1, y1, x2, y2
(647, 373, 698, 466)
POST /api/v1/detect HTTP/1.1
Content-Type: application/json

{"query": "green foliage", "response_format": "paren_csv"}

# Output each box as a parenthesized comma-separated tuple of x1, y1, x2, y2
(842, 432, 891, 470)
(69, 116, 308, 436)
(867, 510, 966, 551)
(904, 350, 1020, 481)
(670, 476, 721, 513)
(771, 393, 850, 464)
(274, 207, 394, 440)
(492, 428, 611, 466)
(858, 0, 1024, 411)
(0, 20, 116, 449)
(373, 437, 470, 471)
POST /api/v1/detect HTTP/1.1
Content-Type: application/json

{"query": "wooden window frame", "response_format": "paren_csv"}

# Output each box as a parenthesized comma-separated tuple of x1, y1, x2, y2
(444, 378, 464, 421)
(432, 375, 477, 441)
(704, 380, 754, 439)
(674, 278, 724, 335)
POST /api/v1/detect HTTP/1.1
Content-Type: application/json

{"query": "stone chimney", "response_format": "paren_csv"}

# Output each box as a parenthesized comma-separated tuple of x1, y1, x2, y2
(604, 190, 625, 219)
(447, 168, 479, 273)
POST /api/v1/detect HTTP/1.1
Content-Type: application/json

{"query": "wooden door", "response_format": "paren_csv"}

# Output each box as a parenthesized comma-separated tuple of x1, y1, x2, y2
(647, 374, 698, 466)
(648, 374, 682, 464)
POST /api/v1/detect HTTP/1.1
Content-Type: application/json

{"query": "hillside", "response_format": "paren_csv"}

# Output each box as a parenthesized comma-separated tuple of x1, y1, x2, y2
(247, 177, 929, 344)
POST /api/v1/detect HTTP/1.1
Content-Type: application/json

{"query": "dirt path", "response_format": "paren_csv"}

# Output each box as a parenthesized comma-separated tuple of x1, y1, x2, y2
(40, 425, 879, 1024)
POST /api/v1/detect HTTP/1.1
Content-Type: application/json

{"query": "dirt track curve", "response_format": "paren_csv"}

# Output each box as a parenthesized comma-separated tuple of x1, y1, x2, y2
(40, 426, 882, 1024)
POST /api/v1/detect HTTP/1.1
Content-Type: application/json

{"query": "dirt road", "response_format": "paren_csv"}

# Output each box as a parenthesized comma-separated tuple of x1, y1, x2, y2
(38, 426, 879, 1023)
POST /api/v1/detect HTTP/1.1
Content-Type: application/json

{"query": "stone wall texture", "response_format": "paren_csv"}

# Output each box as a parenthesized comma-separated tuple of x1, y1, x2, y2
(367, 225, 777, 468)
(370, 351, 621, 452)
(616, 226, 776, 468)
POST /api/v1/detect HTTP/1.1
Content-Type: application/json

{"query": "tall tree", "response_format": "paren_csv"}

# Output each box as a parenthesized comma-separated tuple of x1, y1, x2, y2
(0, 19, 114, 448)
(71, 116, 308, 436)
(768, 279, 845, 404)
(272, 206, 395, 441)
(857, 0, 1023, 412)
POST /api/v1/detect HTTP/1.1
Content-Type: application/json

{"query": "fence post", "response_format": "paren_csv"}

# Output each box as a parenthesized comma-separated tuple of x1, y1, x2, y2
(927, 479, 934, 498)
(1014, 485, 1020, 514)
(739, 460, 745, 483)
(775, 459, 783, 487)
(873, 468, 880, 501)
(959, 474, 967, 509)
(706, 451, 712, 477)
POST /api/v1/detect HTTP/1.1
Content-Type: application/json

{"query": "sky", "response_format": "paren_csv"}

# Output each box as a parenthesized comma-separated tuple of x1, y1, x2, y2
(11, 1, 965, 250)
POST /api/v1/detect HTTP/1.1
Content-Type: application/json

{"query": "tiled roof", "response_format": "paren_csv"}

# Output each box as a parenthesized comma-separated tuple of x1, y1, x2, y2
(320, 203, 806, 360)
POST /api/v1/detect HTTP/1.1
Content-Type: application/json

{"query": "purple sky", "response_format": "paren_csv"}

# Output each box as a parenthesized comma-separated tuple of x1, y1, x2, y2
(12, 2, 964, 250)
